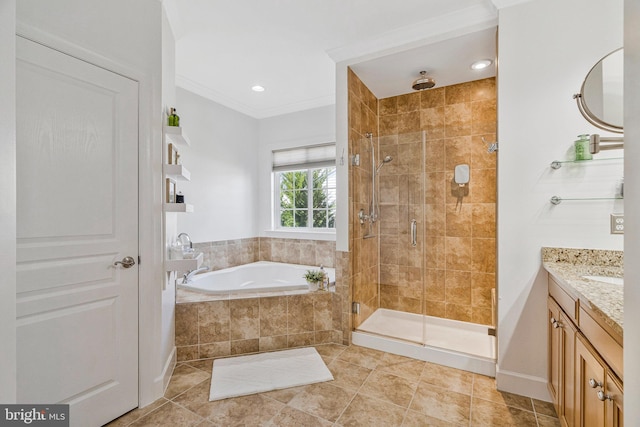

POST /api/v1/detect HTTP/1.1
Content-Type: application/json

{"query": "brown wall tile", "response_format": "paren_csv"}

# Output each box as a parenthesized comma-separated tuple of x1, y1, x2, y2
(198, 301, 229, 344)
(230, 299, 260, 341)
(231, 339, 259, 355)
(287, 294, 315, 334)
(260, 297, 287, 337)
(176, 303, 198, 346)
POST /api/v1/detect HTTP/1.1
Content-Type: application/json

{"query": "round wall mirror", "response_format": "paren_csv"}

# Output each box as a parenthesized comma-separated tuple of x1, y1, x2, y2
(575, 48, 623, 133)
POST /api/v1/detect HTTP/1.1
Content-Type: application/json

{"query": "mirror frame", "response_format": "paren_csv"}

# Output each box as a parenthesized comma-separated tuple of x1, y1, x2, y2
(574, 48, 623, 134)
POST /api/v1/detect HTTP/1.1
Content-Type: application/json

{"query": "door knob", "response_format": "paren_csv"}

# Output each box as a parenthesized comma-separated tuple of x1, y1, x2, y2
(114, 256, 136, 268)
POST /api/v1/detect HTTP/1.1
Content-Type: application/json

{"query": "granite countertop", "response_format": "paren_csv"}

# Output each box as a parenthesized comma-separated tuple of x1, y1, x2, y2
(542, 247, 623, 338)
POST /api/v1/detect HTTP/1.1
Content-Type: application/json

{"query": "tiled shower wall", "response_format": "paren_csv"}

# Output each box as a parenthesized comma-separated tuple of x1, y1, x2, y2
(377, 78, 497, 325)
(347, 69, 380, 329)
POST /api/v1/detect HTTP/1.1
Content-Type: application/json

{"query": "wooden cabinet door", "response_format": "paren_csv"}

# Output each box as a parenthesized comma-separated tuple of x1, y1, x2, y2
(575, 334, 606, 427)
(605, 372, 623, 427)
(548, 297, 562, 408)
(559, 310, 577, 427)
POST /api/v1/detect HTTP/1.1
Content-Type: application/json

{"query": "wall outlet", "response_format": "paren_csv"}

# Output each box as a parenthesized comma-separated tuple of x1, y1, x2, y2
(610, 214, 624, 234)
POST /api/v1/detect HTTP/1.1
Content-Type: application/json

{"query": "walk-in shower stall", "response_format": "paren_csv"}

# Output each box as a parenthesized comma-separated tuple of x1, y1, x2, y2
(347, 70, 497, 375)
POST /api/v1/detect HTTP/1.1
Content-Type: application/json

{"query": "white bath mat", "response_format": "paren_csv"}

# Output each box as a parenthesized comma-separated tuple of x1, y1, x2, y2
(209, 347, 334, 401)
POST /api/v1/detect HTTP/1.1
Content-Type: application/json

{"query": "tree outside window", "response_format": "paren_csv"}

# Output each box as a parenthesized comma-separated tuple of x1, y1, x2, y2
(278, 167, 336, 229)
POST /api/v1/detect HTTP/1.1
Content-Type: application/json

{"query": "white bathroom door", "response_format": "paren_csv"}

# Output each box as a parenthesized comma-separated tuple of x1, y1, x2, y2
(16, 37, 139, 427)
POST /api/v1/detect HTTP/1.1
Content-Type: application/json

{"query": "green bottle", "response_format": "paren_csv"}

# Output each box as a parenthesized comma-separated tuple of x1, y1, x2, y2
(574, 134, 592, 161)
(168, 108, 180, 127)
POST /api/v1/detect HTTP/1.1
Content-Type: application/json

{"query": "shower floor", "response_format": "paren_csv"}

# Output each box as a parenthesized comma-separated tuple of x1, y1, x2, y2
(353, 308, 496, 376)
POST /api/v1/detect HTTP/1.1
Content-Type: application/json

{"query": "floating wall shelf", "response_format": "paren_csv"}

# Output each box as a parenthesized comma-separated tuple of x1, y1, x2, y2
(164, 203, 194, 213)
(165, 252, 203, 272)
(550, 196, 623, 205)
(163, 164, 191, 181)
(164, 125, 191, 146)
(550, 157, 624, 169)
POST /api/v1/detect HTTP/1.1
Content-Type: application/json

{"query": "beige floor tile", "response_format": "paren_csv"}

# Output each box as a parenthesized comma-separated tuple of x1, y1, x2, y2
(337, 345, 385, 370)
(358, 370, 418, 408)
(328, 359, 372, 391)
(164, 364, 211, 400)
(194, 420, 215, 426)
(533, 398, 558, 417)
(470, 397, 538, 426)
(337, 394, 406, 427)
(267, 406, 333, 427)
(204, 394, 284, 426)
(402, 409, 467, 427)
(185, 359, 214, 374)
(420, 362, 473, 395)
(315, 343, 348, 359)
(410, 382, 471, 425)
(261, 385, 308, 404)
(537, 414, 562, 427)
(288, 382, 355, 422)
(376, 354, 426, 381)
(128, 401, 203, 427)
(104, 398, 169, 426)
(472, 374, 533, 411)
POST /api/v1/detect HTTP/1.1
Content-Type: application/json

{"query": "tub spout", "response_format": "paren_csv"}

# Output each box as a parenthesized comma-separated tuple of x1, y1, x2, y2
(183, 266, 209, 284)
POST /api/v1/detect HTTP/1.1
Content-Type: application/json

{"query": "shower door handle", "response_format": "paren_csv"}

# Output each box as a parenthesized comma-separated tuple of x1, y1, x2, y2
(410, 219, 417, 247)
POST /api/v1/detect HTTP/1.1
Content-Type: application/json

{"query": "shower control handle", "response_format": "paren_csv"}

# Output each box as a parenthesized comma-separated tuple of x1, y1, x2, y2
(411, 219, 417, 247)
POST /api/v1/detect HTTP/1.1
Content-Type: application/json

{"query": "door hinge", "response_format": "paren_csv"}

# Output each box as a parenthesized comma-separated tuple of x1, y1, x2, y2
(352, 302, 360, 315)
(488, 328, 496, 336)
(138, 255, 141, 265)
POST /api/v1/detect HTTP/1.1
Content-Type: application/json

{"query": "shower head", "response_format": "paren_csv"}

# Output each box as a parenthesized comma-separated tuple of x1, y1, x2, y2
(375, 156, 393, 173)
(412, 71, 435, 91)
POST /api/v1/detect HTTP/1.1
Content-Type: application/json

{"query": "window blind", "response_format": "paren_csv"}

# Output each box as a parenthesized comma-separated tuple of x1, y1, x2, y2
(272, 143, 336, 172)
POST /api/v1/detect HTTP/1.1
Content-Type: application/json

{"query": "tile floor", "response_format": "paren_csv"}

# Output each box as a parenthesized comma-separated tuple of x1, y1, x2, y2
(106, 344, 560, 427)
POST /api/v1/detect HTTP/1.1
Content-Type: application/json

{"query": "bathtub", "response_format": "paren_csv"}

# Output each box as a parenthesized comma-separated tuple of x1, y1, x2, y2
(178, 261, 336, 295)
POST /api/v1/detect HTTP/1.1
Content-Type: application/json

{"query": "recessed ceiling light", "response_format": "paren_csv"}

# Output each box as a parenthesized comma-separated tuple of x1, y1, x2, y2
(251, 85, 265, 92)
(470, 59, 492, 70)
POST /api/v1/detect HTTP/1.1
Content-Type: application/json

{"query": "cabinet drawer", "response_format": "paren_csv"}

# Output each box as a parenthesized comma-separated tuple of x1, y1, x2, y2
(549, 275, 578, 325)
(580, 307, 623, 380)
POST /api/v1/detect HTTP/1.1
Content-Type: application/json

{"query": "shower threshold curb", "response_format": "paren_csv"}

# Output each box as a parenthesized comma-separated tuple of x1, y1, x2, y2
(352, 330, 496, 377)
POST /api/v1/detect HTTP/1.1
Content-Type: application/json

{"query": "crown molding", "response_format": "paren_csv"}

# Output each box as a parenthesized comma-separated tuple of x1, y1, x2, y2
(176, 74, 334, 119)
(327, 3, 498, 64)
(490, 0, 535, 9)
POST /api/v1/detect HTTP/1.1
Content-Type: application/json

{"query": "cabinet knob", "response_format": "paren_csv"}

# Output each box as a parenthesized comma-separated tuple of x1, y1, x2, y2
(597, 390, 612, 401)
(589, 378, 603, 389)
(550, 317, 557, 324)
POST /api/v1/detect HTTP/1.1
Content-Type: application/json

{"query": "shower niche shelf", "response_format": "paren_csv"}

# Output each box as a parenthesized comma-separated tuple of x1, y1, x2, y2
(164, 203, 194, 213)
(163, 164, 191, 181)
(165, 252, 203, 272)
(163, 125, 191, 146)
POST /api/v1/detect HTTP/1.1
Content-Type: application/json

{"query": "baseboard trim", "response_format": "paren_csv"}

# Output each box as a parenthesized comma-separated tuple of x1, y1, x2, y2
(495, 366, 551, 401)
(160, 347, 176, 394)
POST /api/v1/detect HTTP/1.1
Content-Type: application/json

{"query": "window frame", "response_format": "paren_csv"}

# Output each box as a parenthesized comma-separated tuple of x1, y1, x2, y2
(274, 166, 336, 232)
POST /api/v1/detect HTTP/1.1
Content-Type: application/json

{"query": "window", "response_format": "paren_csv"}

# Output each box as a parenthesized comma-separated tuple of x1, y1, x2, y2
(273, 144, 336, 230)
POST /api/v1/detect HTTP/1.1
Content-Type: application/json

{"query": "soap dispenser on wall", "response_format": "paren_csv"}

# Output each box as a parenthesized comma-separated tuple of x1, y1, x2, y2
(454, 164, 470, 186)
(453, 164, 470, 209)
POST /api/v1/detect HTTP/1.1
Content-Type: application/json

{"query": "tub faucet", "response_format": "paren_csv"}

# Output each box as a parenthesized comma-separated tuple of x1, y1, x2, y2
(177, 232, 192, 249)
(183, 266, 209, 283)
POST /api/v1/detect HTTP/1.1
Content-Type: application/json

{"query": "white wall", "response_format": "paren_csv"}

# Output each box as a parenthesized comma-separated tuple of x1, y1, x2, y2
(176, 88, 260, 242)
(161, 6, 177, 396)
(623, 0, 640, 422)
(258, 105, 336, 240)
(0, 0, 16, 404)
(497, 0, 623, 398)
(16, 0, 165, 407)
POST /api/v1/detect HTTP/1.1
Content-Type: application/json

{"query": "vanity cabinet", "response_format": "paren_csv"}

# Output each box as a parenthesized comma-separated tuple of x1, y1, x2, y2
(548, 297, 577, 427)
(548, 275, 623, 427)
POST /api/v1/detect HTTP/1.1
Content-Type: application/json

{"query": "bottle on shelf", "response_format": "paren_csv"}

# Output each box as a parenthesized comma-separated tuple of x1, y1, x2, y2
(168, 108, 180, 127)
(574, 134, 592, 161)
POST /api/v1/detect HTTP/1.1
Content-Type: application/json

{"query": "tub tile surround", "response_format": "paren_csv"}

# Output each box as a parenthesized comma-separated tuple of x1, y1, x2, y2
(542, 247, 623, 335)
(176, 292, 343, 362)
(108, 344, 559, 426)
(192, 237, 336, 272)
